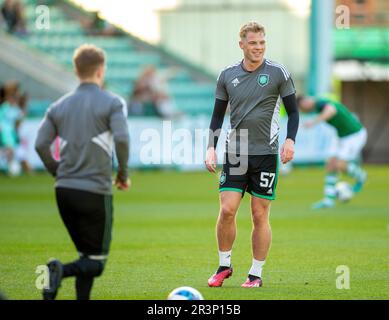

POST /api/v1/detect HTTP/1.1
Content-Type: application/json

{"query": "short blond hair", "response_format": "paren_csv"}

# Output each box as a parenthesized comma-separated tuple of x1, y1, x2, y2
(239, 22, 266, 39)
(73, 44, 105, 78)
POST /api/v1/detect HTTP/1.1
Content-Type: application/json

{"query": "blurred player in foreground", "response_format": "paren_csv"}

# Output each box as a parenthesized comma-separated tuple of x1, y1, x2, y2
(298, 95, 367, 209)
(205, 22, 299, 288)
(35, 44, 130, 300)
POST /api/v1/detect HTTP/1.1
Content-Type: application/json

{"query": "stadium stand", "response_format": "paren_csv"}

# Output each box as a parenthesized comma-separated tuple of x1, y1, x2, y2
(334, 27, 389, 62)
(7, 0, 216, 117)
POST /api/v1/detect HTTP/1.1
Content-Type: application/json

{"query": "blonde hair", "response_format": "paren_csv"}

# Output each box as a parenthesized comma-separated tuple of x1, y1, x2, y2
(73, 44, 105, 78)
(239, 22, 266, 39)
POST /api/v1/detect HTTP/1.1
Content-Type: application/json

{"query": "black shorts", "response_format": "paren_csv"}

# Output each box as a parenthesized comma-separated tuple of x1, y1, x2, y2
(219, 153, 279, 200)
(55, 187, 113, 259)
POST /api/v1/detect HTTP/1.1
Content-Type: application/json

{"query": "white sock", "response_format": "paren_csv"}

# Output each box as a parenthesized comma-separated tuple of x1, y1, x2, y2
(218, 250, 232, 267)
(248, 259, 265, 278)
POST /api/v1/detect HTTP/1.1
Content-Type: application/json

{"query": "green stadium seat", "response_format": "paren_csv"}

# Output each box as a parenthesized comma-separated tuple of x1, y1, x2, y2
(167, 83, 215, 97)
(173, 97, 214, 115)
(25, 6, 65, 22)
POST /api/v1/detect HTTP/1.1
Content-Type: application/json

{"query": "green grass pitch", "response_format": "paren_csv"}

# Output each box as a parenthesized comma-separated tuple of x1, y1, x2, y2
(0, 166, 388, 300)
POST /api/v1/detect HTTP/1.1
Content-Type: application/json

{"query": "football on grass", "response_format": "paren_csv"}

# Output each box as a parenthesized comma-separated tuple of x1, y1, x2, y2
(167, 286, 204, 300)
(335, 181, 354, 202)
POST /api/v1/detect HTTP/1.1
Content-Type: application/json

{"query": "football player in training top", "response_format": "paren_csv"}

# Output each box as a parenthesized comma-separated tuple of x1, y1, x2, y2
(205, 22, 299, 288)
(297, 95, 367, 209)
(35, 44, 130, 300)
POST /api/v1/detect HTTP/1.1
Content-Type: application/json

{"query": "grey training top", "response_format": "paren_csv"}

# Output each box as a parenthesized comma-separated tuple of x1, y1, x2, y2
(35, 83, 129, 195)
(216, 59, 296, 155)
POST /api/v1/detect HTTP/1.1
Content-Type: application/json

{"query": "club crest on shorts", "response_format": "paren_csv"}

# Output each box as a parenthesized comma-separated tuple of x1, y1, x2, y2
(220, 172, 226, 185)
(258, 74, 269, 87)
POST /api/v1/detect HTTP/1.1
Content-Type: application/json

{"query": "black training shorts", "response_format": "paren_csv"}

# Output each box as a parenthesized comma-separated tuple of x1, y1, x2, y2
(55, 187, 113, 259)
(219, 153, 279, 200)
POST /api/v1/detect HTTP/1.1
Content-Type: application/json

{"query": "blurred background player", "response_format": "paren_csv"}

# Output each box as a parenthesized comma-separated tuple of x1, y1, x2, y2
(35, 44, 130, 300)
(0, 0, 26, 35)
(0, 81, 28, 176)
(205, 22, 299, 288)
(128, 65, 181, 119)
(298, 95, 367, 209)
(129, 65, 165, 117)
(83, 10, 120, 37)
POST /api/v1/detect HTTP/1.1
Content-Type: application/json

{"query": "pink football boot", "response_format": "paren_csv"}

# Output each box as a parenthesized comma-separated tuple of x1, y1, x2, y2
(208, 267, 233, 287)
(241, 277, 263, 288)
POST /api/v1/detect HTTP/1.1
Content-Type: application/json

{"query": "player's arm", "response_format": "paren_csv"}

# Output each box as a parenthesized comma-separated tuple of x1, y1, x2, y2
(207, 98, 228, 150)
(205, 98, 228, 173)
(110, 98, 130, 190)
(281, 93, 299, 164)
(35, 109, 59, 176)
(205, 69, 228, 173)
(283, 94, 299, 143)
(305, 103, 337, 128)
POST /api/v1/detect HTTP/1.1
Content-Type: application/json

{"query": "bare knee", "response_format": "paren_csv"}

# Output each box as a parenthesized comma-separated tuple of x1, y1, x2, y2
(326, 158, 339, 172)
(219, 204, 237, 222)
(337, 160, 348, 172)
(252, 211, 270, 227)
(251, 201, 271, 226)
(219, 192, 241, 223)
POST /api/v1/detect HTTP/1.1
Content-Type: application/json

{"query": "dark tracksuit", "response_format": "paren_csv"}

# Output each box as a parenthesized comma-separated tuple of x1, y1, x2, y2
(35, 82, 129, 299)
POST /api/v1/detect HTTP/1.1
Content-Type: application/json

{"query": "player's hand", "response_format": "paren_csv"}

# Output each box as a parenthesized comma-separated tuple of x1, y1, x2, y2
(281, 139, 295, 164)
(114, 176, 131, 191)
(303, 120, 315, 129)
(205, 147, 217, 173)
